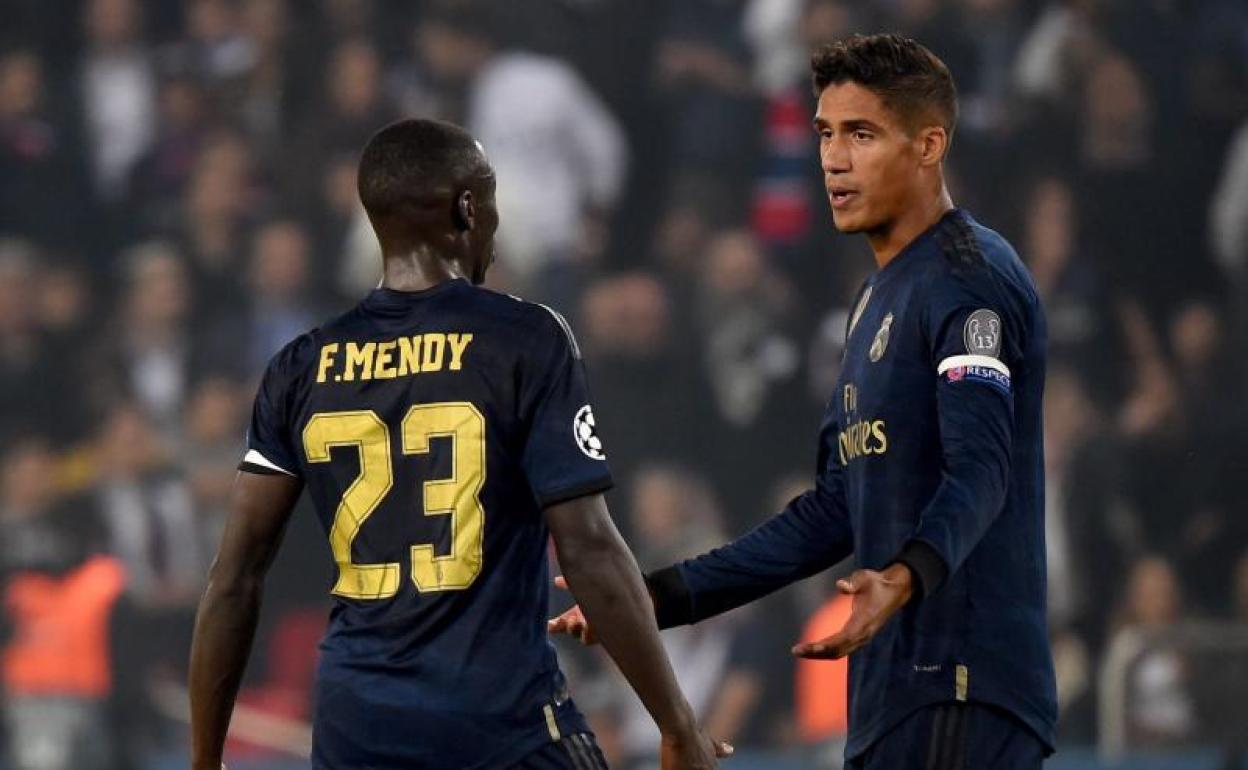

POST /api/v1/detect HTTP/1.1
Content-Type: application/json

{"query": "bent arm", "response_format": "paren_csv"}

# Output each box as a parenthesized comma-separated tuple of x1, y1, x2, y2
(649, 469, 854, 628)
(189, 471, 302, 770)
(546, 493, 696, 736)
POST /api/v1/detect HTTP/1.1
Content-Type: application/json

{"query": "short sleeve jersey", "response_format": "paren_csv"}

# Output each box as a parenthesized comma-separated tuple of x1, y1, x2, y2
(242, 279, 612, 770)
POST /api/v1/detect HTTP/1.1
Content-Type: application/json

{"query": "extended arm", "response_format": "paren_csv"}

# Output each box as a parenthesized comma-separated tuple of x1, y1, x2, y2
(189, 471, 302, 770)
(648, 468, 854, 628)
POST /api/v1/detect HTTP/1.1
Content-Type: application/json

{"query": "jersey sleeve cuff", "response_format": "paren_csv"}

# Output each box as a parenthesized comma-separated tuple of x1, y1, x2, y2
(892, 540, 949, 602)
(645, 565, 694, 629)
(536, 477, 614, 509)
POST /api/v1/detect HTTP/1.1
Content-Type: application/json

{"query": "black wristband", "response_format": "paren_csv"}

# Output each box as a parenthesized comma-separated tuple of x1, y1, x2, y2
(644, 566, 695, 629)
(892, 540, 949, 602)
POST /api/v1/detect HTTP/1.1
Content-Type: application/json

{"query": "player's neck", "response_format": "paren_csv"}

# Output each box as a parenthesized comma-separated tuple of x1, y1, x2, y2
(379, 248, 469, 292)
(866, 187, 955, 270)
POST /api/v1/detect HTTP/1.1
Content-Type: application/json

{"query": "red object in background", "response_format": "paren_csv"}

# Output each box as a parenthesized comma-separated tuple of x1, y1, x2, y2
(1, 556, 126, 699)
(227, 608, 325, 758)
(795, 593, 852, 742)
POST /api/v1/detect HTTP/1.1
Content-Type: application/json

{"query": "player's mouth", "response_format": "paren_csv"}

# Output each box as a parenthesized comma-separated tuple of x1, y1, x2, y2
(828, 187, 859, 210)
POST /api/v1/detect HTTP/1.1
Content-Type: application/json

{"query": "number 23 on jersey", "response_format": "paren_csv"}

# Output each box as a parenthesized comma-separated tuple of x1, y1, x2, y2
(301, 402, 486, 599)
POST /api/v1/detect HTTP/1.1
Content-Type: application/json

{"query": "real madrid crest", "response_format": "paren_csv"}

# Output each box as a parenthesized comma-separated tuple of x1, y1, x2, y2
(869, 313, 893, 362)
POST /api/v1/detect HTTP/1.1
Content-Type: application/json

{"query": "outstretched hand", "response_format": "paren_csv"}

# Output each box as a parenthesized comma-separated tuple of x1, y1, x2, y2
(547, 576, 598, 645)
(791, 564, 913, 660)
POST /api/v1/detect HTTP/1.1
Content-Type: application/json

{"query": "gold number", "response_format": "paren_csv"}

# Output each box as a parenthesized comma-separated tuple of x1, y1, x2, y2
(302, 411, 399, 599)
(302, 403, 486, 600)
(402, 403, 485, 591)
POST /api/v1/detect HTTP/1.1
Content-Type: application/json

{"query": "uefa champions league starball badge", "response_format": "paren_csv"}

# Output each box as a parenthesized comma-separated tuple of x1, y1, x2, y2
(573, 405, 606, 460)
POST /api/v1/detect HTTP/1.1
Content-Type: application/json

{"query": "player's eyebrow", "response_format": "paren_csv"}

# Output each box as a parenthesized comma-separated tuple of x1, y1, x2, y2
(813, 117, 886, 133)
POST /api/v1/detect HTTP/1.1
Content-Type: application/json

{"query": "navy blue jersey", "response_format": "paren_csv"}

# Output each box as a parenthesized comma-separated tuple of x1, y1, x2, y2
(649, 209, 1057, 759)
(240, 279, 613, 769)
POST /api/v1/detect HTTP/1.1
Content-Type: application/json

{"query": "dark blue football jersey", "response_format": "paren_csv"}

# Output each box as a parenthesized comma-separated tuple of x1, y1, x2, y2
(649, 209, 1057, 760)
(240, 279, 613, 770)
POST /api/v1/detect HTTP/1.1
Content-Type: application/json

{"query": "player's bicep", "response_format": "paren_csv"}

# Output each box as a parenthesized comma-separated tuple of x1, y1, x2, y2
(210, 471, 302, 583)
(545, 493, 621, 556)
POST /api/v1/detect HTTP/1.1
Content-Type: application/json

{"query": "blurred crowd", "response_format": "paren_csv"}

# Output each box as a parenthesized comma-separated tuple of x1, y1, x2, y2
(1, 0, 1247, 768)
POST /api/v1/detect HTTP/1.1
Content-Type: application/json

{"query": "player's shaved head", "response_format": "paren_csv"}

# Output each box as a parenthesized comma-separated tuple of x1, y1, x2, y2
(357, 118, 493, 222)
(356, 118, 498, 284)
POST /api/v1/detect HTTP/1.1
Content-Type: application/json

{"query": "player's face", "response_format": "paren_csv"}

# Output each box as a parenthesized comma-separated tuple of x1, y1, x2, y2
(815, 82, 926, 235)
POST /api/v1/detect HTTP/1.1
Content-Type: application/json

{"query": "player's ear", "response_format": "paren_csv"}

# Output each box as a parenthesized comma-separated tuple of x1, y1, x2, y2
(918, 125, 949, 167)
(453, 190, 475, 232)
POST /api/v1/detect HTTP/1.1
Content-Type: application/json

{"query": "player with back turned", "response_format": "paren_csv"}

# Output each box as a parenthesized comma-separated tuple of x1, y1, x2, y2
(188, 119, 729, 770)
(551, 35, 1057, 769)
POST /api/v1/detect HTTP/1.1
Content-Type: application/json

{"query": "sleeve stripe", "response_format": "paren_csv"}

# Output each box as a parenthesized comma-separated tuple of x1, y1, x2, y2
(242, 449, 296, 477)
(937, 354, 1011, 377)
(538, 303, 582, 360)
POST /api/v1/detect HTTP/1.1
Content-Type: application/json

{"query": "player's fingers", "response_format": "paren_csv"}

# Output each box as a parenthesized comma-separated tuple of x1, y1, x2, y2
(547, 616, 571, 634)
(554, 575, 569, 591)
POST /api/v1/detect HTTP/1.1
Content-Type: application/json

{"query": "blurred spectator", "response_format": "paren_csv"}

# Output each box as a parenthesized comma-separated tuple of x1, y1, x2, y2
(286, 37, 394, 215)
(614, 465, 763, 769)
(92, 404, 202, 606)
(578, 273, 713, 495)
(1020, 174, 1125, 406)
(180, 377, 245, 544)
(244, 219, 319, 374)
(0, 240, 59, 443)
(162, 0, 256, 87)
(653, 0, 758, 199)
(1107, 556, 1197, 748)
(230, 0, 299, 155)
(1210, 117, 1248, 286)
(694, 230, 808, 526)
(91, 242, 204, 433)
(0, 49, 88, 249)
(79, 0, 156, 204)
(0, 438, 120, 770)
(129, 73, 212, 231)
(417, 2, 627, 302)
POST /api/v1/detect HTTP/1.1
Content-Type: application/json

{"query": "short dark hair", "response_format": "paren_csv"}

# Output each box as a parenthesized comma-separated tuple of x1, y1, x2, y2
(357, 118, 491, 218)
(811, 34, 958, 135)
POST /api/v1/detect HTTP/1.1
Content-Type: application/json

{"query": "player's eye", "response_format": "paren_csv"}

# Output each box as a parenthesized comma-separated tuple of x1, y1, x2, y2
(852, 129, 874, 142)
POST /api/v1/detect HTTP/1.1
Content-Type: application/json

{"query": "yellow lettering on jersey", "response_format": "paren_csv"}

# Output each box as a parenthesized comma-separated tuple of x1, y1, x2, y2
(316, 343, 339, 383)
(317, 333, 475, 384)
(447, 333, 473, 371)
(398, 336, 422, 375)
(837, 419, 888, 464)
(373, 340, 398, 379)
(344, 342, 376, 381)
(423, 333, 446, 372)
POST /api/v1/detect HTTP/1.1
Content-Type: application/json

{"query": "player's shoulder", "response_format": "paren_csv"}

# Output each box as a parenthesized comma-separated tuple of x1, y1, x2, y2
(260, 327, 322, 383)
(483, 288, 582, 358)
(924, 209, 1039, 309)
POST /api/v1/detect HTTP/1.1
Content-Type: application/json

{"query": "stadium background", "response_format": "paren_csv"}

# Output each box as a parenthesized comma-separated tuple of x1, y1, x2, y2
(1, 0, 1246, 768)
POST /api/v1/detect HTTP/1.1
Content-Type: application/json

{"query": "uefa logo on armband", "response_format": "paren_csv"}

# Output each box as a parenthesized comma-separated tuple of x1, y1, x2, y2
(573, 405, 606, 460)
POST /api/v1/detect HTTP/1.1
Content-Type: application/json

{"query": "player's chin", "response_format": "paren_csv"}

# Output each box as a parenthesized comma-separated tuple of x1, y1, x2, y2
(830, 209, 868, 234)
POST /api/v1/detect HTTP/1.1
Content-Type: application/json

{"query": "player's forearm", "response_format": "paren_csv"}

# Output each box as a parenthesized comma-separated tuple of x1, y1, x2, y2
(557, 539, 697, 735)
(911, 382, 1012, 581)
(651, 484, 854, 627)
(188, 569, 265, 770)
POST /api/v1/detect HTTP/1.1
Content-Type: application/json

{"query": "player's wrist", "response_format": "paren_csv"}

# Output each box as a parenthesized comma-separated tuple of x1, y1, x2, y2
(656, 698, 699, 739)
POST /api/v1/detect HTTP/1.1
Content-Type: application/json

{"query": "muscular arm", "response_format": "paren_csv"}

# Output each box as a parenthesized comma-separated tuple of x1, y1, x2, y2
(189, 471, 302, 770)
(545, 493, 697, 736)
